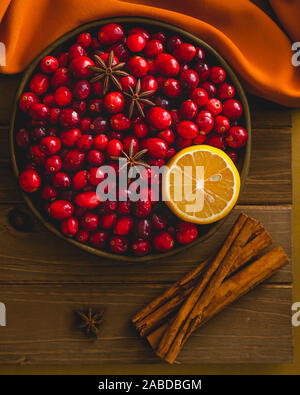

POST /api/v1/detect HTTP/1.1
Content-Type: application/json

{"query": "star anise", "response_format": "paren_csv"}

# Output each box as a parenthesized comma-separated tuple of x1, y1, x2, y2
(123, 79, 155, 119)
(76, 307, 104, 337)
(89, 50, 129, 95)
(111, 140, 150, 180)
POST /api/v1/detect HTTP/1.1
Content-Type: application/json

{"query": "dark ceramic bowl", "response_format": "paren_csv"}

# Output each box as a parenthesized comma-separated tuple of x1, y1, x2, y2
(9, 17, 251, 263)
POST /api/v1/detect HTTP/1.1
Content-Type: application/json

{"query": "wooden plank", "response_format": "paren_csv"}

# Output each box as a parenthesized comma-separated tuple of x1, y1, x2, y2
(0, 127, 292, 204)
(239, 128, 292, 204)
(0, 283, 293, 364)
(0, 204, 292, 284)
(0, 74, 21, 125)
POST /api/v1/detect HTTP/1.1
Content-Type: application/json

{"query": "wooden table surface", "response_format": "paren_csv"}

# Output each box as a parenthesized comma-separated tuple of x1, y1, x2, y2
(0, 74, 293, 365)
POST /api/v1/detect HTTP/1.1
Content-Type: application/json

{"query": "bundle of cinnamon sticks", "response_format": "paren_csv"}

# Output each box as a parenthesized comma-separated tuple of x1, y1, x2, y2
(132, 213, 289, 364)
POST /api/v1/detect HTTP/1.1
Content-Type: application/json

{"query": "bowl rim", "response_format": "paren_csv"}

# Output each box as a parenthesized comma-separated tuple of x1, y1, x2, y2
(9, 16, 251, 263)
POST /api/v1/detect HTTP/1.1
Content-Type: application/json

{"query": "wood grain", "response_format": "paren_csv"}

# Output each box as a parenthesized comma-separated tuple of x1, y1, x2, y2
(0, 204, 292, 283)
(0, 283, 292, 364)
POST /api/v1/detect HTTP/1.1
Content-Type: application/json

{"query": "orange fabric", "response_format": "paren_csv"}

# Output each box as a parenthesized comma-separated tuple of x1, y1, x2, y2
(0, 0, 299, 106)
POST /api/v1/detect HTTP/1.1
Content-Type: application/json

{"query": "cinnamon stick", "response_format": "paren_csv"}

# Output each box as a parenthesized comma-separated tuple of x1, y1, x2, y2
(147, 246, 289, 355)
(155, 214, 257, 360)
(132, 218, 271, 337)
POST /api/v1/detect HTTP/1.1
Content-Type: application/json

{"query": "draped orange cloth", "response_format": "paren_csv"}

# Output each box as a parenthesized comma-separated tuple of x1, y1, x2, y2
(0, 0, 299, 106)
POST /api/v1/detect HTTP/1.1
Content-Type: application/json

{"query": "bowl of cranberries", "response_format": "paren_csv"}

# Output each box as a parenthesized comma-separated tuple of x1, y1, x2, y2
(10, 17, 251, 262)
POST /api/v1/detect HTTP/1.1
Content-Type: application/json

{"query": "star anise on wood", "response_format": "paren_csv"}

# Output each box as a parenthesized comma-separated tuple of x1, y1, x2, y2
(89, 50, 129, 95)
(76, 307, 104, 337)
(111, 140, 150, 180)
(123, 79, 155, 119)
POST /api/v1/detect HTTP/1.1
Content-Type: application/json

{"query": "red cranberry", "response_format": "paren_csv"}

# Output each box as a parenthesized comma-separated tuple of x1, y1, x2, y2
(162, 78, 182, 98)
(170, 109, 180, 125)
(133, 218, 152, 239)
(16, 128, 30, 148)
(30, 73, 49, 95)
(54, 86, 72, 106)
(116, 201, 130, 215)
(174, 43, 196, 63)
(52, 172, 71, 189)
(41, 56, 59, 74)
(30, 103, 50, 120)
(154, 232, 174, 252)
(49, 200, 74, 220)
(60, 109, 80, 128)
(108, 130, 123, 140)
(81, 212, 99, 231)
(63, 148, 85, 171)
(226, 126, 248, 148)
(91, 81, 103, 96)
(194, 62, 210, 81)
(58, 52, 69, 66)
(129, 27, 150, 42)
(127, 33, 146, 52)
(226, 149, 238, 163)
(195, 110, 214, 134)
(222, 99, 243, 120)
(43, 93, 55, 107)
(77, 32, 92, 48)
(200, 81, 216, 98)
(30, 126, 47, 142)
(206, 134, 226, 150)
(61, 128, 81, 147)
(45, 155, 62, 173)
(94, 134, 108, 151)
(177, 120, 199, 139)
(214, 115, 230, 134)
(42, 185, 58, 201)
(145, 39, 164, 58)
(110, 42, 129, 62)
(73, 170, 88, 191)
(176, 221, 198, 244)
(104, 92, 125, 114)
(111, 113, 131, 131)
(144, 138, 168, 159)
(73, 79, 90, 100)
(157, 128, 175, 145)
(147, 107, 172, 130)
(75, 191, 101, 209)
(123, 135, 139, 154)
(152, 212, 167, 230)
(132, 239, 151, 256)
(70, 56, 94, 78)
(75, 229, 90, 243)
(120, 75, 136, 92)
(210, 66, 226, 84)
(191, 88, 208, 107)
(153, 32, 166, 44)
(148, 158, 165, 167)
(99, 201, 117, 215)
(132, 200, 152, 218)
(193, 134, 206, 144)
(89, 98, 103, 114)
(87, 150, 105, 166)
(19, 92, 39, 112)
(98, 23, 124, 45)
(19, 169, 41, 193)
(88, 167, 106, 186)
(176, 136, 192, 149)
(90, 116, 108, 134)
(49, 108, 61, 124)
(205, 98, 222, 116)
(61, 216, 78, 237)
(100, 213, 117, 229)
(29, 145, 46, 165)
(90, 230, 108, 248)
(77, 134, 94, 151)
(167, 36, 183, 51)
(109, 235, 128, 254)
(180, 100, 198, 120)
(155, 53, 179, 76)
(141, 75, 158, 95)
(133, 122, 149, 138)
(113, 216, 134, 236)
(180, 69, 199, 89)
(51, 67, 71, 87)
(106, 139, 123, 158)
(218, 82, 235, 100)
(128, 56, 149, 77)
(69, 44, 86, 60)
(195, 47, 205, 61)
(98, 52, 119, 66)
(40, 136, 61, 155)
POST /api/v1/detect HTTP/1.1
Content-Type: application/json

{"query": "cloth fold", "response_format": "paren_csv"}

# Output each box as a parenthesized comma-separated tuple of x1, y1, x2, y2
(0, 0, 299, 107)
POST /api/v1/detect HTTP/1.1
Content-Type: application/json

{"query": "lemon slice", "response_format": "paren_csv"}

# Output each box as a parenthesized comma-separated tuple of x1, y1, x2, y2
(162, 145, 240, 224)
